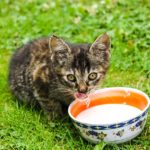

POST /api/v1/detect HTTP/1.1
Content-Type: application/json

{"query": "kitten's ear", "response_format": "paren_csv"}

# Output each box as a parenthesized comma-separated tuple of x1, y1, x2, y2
(49, 35, 71, 54)
(89, 33, 111, 64)
(49, 35, 71, 65)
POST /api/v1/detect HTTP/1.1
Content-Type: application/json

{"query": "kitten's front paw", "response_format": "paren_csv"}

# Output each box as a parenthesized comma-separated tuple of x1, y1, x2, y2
(39, 99, 65, 121)
(47, 110, 64, 121)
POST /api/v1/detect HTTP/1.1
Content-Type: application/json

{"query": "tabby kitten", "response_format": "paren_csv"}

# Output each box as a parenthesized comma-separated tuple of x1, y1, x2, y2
(9, 33, 111, 119)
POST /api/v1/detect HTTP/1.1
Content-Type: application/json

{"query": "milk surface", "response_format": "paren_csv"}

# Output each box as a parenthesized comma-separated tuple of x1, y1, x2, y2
(76, 104, 142, 124)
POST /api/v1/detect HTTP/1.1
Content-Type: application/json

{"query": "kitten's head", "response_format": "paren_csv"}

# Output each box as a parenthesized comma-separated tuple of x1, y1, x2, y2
(49, 34, 110, 99)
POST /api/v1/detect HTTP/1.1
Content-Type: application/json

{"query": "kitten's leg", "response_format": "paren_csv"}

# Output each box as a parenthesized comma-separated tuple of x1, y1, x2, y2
(38, 99, 63, 120)
(32, 64, 64, 119)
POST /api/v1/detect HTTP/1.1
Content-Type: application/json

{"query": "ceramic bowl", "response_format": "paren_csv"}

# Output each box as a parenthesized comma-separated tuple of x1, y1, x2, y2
(68, 87, 150, 144)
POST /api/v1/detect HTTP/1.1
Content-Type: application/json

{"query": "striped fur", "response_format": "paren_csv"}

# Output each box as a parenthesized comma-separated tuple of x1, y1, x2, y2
(8, 34, 111, 119)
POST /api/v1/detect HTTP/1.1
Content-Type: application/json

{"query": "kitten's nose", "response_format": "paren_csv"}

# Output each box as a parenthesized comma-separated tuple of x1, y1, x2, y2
(77, 84, 88, 93)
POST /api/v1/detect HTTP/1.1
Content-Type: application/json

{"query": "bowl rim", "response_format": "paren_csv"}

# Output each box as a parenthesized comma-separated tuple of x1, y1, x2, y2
(68, 87, 150, 126)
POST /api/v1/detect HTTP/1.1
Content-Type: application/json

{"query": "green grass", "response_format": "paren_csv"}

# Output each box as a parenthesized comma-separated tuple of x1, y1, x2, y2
(0, 0, 150, 149)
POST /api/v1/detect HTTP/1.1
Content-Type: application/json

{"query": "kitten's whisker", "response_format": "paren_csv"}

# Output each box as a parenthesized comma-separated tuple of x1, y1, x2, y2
(88, 86, 97, 94)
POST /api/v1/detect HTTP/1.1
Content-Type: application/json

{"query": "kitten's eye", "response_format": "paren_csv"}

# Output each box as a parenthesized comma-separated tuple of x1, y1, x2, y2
(67, 74, 76, 82)
(88, 72, 97, 80)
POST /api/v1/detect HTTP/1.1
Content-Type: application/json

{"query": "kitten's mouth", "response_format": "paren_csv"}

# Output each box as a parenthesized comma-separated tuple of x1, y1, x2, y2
(74, 92, 88, 99)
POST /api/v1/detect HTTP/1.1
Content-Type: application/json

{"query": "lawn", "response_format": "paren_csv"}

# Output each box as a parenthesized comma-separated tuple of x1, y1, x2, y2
(0, 0, 150, 149)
